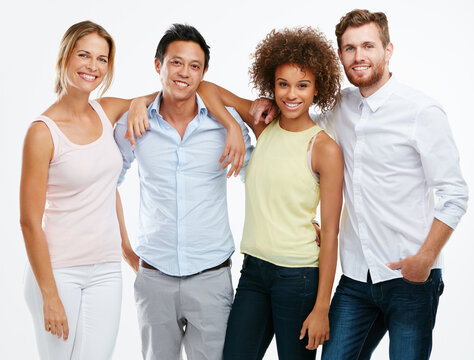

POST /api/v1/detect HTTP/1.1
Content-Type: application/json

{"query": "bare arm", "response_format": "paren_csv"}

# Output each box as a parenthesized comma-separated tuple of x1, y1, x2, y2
(20, 122, 69, 341)
(116, 189, 139, 273)
(97, 93, 157, 126)
(300, 132, 343, 350)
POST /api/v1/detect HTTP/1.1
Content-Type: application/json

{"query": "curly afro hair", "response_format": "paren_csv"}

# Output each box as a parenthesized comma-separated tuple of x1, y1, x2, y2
(250, 27, 341, 113)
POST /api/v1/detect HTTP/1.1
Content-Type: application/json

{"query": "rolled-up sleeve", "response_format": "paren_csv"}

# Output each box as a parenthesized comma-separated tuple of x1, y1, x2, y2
(413, 104, 468, 229)
(113, 111, 135, 186)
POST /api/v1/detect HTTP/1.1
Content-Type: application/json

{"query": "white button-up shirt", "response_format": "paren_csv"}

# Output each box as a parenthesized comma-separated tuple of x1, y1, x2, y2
(317, 76, 468, 283)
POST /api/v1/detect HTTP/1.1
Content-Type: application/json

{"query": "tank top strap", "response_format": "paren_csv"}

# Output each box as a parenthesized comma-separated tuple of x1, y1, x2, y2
(89, 99, 113, 130)
(33, 115, 63, 160)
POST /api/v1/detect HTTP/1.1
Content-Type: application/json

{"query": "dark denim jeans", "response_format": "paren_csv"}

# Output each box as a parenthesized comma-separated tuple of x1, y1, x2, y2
(223, 255, 319, 360)
(322, 270, 444, 360)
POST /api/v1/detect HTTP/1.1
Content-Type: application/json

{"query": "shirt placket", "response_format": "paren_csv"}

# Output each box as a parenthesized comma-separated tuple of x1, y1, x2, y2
(176, 138, 187, 275)
(353, 101, 376, 279)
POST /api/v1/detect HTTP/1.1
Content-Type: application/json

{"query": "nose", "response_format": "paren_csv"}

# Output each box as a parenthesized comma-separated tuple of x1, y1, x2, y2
(355, 47, 365, 62)
(287, 86, 297, 100)
(87, 58, 98, 71)
(178, 64, 190, 78)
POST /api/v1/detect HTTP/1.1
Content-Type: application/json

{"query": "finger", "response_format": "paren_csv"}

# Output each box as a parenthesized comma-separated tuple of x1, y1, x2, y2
(221, 151, 234, 170)
(125, 122, 136, 148)
(44, 321, 51, 332)
(299, 323, 308, 340)
(133, 123, 142, 139)
(139, 121, 146, 136)
(387, 261, 401, 270)
(227, 154, 239, 178)
(63, 320, 69, 341)
(144, 117, 150, 130)
(306, 334, 316, 350)
(56, 322, 63, 339)
(51, 323, 57, 336)
(234, 154, 244, 177)
(219, 145, 230, 164)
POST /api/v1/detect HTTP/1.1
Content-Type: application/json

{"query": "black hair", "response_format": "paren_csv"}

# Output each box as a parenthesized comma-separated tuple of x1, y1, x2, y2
(155, 24, 210, 70)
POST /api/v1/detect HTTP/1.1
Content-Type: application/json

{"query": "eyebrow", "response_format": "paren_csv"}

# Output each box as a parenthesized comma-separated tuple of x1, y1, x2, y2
(76, 50, 109, 58)
(169, 55, 203, 65)
(276, 77, 312, 83)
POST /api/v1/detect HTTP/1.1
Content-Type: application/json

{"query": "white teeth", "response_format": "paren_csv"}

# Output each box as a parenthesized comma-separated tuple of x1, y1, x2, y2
(354, 66, 369, 70)
(80, 73, 95, 81)
(174, 81, 188, 87)
(284, 102, 300, 108)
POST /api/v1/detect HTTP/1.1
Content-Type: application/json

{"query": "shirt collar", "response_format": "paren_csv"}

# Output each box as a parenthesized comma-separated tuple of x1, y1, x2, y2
(149, 91, 209, 119)
(360, 75, 398, 113)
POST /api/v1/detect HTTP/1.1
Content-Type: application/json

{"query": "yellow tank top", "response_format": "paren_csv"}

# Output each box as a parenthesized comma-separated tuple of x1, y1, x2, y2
(241, 119, 322, 267)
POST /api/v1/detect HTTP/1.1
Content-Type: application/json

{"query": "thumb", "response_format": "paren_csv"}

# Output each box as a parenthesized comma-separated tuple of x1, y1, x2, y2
(387, 261, 402, 270)
(300, 321, 308, 340)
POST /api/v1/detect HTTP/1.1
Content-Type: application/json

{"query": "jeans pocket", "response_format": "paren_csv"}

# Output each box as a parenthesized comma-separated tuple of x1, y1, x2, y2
(276, 267, 304, 280)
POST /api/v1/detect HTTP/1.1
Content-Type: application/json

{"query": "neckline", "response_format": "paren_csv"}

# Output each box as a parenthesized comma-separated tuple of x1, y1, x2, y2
(276, 118, 318, 134)
(40, 101, 104, 148)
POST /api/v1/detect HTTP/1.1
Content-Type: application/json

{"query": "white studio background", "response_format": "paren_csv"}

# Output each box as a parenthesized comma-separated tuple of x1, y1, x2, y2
(1, 0, 473, 359)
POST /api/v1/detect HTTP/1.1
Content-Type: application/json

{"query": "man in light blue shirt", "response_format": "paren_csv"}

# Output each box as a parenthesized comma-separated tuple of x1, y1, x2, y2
(114, 24, 252, 360)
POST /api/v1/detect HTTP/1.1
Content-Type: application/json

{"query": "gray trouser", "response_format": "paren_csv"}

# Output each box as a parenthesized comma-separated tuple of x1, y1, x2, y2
(134, 264, 234, 360)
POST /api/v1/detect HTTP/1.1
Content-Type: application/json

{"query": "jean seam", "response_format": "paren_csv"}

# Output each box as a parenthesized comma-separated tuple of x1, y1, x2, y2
(355, 312, 381, 360)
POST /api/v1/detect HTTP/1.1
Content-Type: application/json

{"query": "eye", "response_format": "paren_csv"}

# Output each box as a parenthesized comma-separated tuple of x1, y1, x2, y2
(79, 53, 88, 58)
(345, 46, 354, 52)
(99, 57, 108, 63)
(298, 83, 309, 89)
(366, 44, 374, 49)
(171, 60, 181, 66)
(277, 81, 288, 87)
(191, 64, 201, 70)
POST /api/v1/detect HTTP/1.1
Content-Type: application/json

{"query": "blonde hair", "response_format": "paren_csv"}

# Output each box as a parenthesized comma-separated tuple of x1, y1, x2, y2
(55, 21, 115, 97)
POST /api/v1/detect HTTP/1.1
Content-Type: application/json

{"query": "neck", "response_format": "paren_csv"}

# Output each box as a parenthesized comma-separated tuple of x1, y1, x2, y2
(279, 112, 314, 132)
(159, 92, 198, 124)
(359, 71, 391, 98)
(56, 87, 91, 115)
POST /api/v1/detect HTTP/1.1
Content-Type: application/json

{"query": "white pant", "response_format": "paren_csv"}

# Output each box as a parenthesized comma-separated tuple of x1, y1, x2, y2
(24, 262, 122, 360)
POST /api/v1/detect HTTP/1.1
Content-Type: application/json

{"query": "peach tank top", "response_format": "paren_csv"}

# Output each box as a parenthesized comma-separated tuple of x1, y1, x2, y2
(37, 100, 123, 268)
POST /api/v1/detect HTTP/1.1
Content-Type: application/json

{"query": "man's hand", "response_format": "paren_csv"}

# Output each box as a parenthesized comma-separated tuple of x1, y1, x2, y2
(299, 308, 330, 350)
(125, 98, 150, 147)
(220, 124, 245, 177)
(312, 221, 321, 246)
(387, 253, 432, 283)
(249, 98, 279, 125)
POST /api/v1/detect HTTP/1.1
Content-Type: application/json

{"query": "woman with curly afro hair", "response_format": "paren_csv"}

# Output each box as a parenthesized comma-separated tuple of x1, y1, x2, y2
(199, 26, 343, 360)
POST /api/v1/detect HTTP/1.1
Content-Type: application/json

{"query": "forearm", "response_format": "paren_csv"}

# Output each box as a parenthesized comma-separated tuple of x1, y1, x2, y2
(198, 81, 254, 128)
(116, 190, 132, 254)
(21, 223, 59, 299)
(417, 218, 453, 266)
(313, 230, 338, 311)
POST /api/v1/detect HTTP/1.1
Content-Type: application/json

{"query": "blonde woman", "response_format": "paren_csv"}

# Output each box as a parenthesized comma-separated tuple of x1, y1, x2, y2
(20, 21, 152, 359)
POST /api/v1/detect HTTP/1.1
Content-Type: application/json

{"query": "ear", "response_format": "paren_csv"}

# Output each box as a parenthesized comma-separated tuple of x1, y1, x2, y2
(314, 88, 318, 97)
(154, 58, 161, 74)
(384, 42, 394, 63)
(337, 48, 342, 62)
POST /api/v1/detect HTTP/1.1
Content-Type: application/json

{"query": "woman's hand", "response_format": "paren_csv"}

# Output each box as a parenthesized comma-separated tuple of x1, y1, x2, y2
(220, 123, 246, 178)
(299, 307, 330, 350)
(123, 247, 140, 274)
(43, 295, 69, 341)
(125, 98, 150, 147)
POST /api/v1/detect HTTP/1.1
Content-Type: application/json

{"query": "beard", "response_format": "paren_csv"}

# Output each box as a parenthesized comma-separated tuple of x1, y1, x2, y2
(344, 59, 386, 89)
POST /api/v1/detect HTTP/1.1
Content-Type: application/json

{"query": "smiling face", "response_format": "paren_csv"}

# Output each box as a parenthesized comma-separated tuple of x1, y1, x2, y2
(338, 22, 393, 97)
(65, 32, 109, 94)
(155, 40, 207, 103)
(274, 63, 317, 124)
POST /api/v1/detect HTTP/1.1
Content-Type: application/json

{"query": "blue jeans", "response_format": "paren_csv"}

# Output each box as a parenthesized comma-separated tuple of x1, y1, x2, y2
(322, 270, 444, 360)
(223, 255, 319, 360)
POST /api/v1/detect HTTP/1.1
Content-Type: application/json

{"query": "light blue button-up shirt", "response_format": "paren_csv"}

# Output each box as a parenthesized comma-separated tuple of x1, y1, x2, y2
(115, 93, 253, 276)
